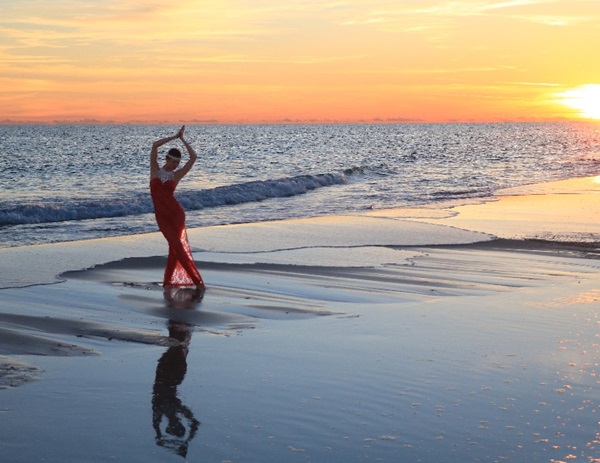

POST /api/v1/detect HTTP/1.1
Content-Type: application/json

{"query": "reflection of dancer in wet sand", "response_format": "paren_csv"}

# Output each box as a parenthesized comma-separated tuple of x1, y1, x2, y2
(152, 321, 200, 458)
(150, 126, 205, 296)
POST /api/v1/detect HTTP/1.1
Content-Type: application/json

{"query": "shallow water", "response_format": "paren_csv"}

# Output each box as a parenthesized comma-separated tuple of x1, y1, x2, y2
(2, 242, 600, 462)
(2, 122, 600, 247)
(2, 265, 600, 463)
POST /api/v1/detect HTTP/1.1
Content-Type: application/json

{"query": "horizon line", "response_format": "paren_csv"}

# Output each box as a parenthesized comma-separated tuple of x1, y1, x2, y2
(0, 116, 590, 126)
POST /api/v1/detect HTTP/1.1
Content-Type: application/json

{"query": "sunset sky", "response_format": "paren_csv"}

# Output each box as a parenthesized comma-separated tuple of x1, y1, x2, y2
(1, 0, 599, 123)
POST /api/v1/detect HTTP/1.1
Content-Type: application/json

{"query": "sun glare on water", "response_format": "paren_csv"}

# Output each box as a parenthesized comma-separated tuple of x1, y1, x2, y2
(557, 84, 600, 120)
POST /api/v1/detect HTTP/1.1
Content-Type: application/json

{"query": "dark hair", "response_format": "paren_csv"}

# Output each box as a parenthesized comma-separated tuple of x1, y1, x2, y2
(167, 148, 182, 159)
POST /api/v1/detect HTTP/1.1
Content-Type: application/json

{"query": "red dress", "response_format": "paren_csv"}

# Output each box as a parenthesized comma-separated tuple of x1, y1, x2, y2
(150, 170, 204, 289)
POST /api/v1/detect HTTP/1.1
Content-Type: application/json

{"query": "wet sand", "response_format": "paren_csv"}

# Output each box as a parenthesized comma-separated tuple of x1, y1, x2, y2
(1, 177, 600, 462)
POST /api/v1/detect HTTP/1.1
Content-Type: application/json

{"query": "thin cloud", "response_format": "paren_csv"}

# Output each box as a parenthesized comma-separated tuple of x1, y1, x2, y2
(509, 14, 595, 25)
(509, 81, 562, 87)
(339, 0, 591, 30)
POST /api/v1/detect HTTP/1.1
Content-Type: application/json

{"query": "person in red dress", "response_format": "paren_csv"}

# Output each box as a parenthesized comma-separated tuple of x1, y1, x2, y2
(150, 126, 205, 295)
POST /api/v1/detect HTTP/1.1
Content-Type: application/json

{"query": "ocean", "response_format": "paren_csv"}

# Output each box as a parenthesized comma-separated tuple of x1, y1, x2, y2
(1, 122, 600, 249)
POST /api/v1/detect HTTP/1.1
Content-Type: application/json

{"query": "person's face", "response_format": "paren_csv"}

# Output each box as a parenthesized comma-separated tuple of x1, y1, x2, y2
(165, 157, 180, 171)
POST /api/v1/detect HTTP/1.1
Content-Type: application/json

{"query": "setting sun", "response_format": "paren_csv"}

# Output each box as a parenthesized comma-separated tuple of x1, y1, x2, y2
(557, 85, 600, 120)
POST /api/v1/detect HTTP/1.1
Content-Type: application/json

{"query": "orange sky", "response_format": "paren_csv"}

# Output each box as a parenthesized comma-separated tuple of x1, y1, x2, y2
(1, 0, 599, 123)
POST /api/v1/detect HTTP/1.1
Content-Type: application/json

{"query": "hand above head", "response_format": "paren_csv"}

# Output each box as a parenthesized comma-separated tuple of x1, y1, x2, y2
(177, 125, 186, 139)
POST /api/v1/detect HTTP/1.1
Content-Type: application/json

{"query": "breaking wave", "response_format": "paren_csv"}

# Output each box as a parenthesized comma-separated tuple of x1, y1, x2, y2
(0, 170, 360, 226)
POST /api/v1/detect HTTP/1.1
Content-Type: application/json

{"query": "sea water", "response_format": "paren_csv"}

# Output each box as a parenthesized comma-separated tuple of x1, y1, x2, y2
(1, 122, 600, 248)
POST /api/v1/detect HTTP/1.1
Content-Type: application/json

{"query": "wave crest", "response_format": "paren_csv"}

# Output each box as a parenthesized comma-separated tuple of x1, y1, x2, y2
(0, 170, 355, 226)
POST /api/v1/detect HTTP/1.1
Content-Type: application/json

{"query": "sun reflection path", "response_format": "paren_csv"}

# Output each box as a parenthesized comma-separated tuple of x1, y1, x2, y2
(524, 287, 600, 462)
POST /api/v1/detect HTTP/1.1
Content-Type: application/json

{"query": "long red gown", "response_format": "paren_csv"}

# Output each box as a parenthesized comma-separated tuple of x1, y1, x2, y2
(150, 172, 204, 289)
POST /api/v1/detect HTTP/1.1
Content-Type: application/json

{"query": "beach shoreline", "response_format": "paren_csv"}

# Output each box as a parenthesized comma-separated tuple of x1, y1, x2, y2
(1, 176, 600, 462)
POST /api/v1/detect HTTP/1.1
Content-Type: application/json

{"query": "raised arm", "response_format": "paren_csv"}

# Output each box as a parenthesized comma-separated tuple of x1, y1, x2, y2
(150, 126, 185, 178)
(173, 130, 198, 183)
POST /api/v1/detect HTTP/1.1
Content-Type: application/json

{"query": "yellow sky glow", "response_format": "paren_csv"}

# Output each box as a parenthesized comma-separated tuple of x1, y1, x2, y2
(1, 0, 599, 123)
